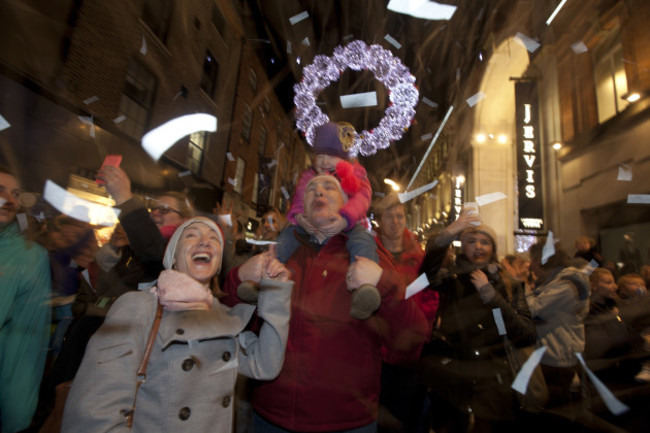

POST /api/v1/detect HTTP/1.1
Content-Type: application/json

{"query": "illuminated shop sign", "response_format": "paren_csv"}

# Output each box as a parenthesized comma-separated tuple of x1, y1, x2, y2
(452, 176, 464, 220)
(515, 82, 544, 232)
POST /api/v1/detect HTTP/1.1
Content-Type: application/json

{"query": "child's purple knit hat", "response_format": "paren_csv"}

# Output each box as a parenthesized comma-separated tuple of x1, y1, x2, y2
(313, 122, 356, 159)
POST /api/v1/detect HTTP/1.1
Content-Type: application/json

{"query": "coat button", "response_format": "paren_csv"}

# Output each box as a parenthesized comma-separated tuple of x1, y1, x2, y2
(222, 396, 232, 408)
(179, 407, 191, 420)
(222, 351, 232, 362)
(176, 328, 185, 335)
(182, 358, 194, 371)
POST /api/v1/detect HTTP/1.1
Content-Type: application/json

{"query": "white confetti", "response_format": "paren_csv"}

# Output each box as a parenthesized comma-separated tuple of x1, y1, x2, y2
(571, 40, 588, 54)
(576, 353, 629, 415)
(289, 11, 309, 25)
(384, 34, 402, 49)
(492, 308, 506, 335)
(36, 211, 45, 223)
(421, 133, 433, 141)
(301, 37, 310, 46)
(142, 113, 217, 160)
(78, 115, 93, 125)
(627, 194, 650, 204)
(83, 96, 99, 105)
(228, 178, 237, 186)
(287, 41, 292, 54)
(514, 32, 540, 53)
(281, 186, 290, 200)
(140, 35, 147, 55)
(617, 164, 632, 181)
(342, 34, 354, 41)
(466, 91, 486, 107)
(217, 214, 232, 227)
(511, 346, 547, 394)
(398, 180, 439, 203)
(113, 115, 126, 124)
(81, 268, 92, 288)
(405, 273, 429, 299)
(541, 231, 555, 265)
(267, 159, 277, 168)
(340, 91, 378, 108)
(421, 97, 438, 108)
(226, 152, 236, 162)
(246, 239, 278, 246)
(89, 123, 95, 138)
(583, 259, 599, 276)
(16, 213, 28, 232)
(387, 0, 457, 21)
(476, 192, 507, 207)
(178, 170, 192, 177)
(43, 180, 119, 226)
(0, 114, 10, 131)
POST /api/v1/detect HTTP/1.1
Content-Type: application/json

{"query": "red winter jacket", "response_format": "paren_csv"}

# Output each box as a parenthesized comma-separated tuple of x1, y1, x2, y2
(224, 233, 428, 432)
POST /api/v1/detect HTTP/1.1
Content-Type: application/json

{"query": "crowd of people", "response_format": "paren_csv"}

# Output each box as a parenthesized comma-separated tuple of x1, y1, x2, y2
(1, 122, 650, 433)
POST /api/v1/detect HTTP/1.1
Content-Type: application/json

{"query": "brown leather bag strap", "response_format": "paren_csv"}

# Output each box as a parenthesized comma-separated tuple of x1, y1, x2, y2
(126, 300, 164, 429)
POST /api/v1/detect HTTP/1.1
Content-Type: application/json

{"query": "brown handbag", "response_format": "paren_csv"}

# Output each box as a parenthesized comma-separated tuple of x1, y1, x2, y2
(125, 301, 164, 429)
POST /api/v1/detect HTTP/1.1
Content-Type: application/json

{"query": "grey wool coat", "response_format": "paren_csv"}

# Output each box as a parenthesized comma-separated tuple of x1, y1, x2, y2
(62, 278, 292, 433)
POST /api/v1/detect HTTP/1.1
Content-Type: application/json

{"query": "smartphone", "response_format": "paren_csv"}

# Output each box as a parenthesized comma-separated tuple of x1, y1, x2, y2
(96, 154, 122, 185)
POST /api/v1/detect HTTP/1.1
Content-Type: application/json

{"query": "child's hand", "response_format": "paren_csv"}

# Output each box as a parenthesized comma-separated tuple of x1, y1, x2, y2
(296, 213, 319, 236)
(319, 214, 347, 237)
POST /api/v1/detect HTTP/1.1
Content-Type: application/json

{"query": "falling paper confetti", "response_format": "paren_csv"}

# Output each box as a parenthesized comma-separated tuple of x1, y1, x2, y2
(466, 91, 486, 107)
(90, 124, 96, 138)
(405, 273, 429, 299)
(289, 11, 309, 25)
(78, 115, 93, 125)
(340, 92, 378, 108)
(421, 97, 438, 108)
(301, 37, 310, 46)
(43, 180, 119, 226)
(140, 35, 147, 55)
(541, 231, 555, 265)
(492, 308, 506, 335)
(387, 0, 457, 21)
(421, 133, 433, 141)
(217, 214, 232, 227)
(226, 152, 236, 161)
(511, 346, 547, 394)
(342, 34, 354, 41)
(514, 32, 541, 53)
(571, 40, 588, 54)
(617, 164, 632, 181)
(0, 114, 10, 131)
(287, 41, 292, 54)
(398, 180, 439, 203)
(627, 194, 650, 204)
(267, 159, 277, 168)
(16, 213, 28, 232)
(142, 113, 217, 160)
(178, 170, 192, 177)
(576, 353, 629, 415)
(83, 96, 99, 105)
(281, 186, 290, 200)
(113, 115, 126, 124)
(227, 178, 237, 186)
(476, 192, 507, 206)
(246, 239, 278, 246)
(384, 34, 402, 49)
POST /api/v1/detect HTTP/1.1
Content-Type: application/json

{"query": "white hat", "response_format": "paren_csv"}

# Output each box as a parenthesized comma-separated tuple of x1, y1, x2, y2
(163, 216, 224, 271)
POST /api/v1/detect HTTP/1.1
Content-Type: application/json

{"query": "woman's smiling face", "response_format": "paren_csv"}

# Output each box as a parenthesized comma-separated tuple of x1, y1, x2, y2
(174, 222, 223, 287)
(463, 232, 494, 265)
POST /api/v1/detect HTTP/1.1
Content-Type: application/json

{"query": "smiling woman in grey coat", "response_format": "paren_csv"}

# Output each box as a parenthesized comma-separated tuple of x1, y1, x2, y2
(62, 216, 292, 433)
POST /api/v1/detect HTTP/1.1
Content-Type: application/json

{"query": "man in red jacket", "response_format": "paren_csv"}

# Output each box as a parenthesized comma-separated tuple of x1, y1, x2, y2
(226, 174, 429, 433)
(374, 194, 439, 433)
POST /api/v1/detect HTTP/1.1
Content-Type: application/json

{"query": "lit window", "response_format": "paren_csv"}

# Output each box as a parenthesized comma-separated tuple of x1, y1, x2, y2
(200, 50, 219, 97)
(187, 131, 207, 173)
(595, 43, 628, 123)
(116, 58, 156, 139)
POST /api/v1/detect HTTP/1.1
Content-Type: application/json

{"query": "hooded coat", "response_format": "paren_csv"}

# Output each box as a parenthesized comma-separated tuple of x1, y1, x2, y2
(62, 218, 292, 433)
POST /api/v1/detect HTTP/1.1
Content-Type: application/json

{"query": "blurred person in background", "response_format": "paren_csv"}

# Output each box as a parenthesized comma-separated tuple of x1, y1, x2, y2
(96, 165, 193, 280)
(418, 207, 535, 432)
(526, 242, 589, 408)
(373, 193, 439, 433)
(0, 166, 52, 433)
(573, 236, 603, 267)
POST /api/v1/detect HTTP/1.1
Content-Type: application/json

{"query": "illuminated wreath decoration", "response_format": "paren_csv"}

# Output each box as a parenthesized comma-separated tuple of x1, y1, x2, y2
(294, 40, 419, 157)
